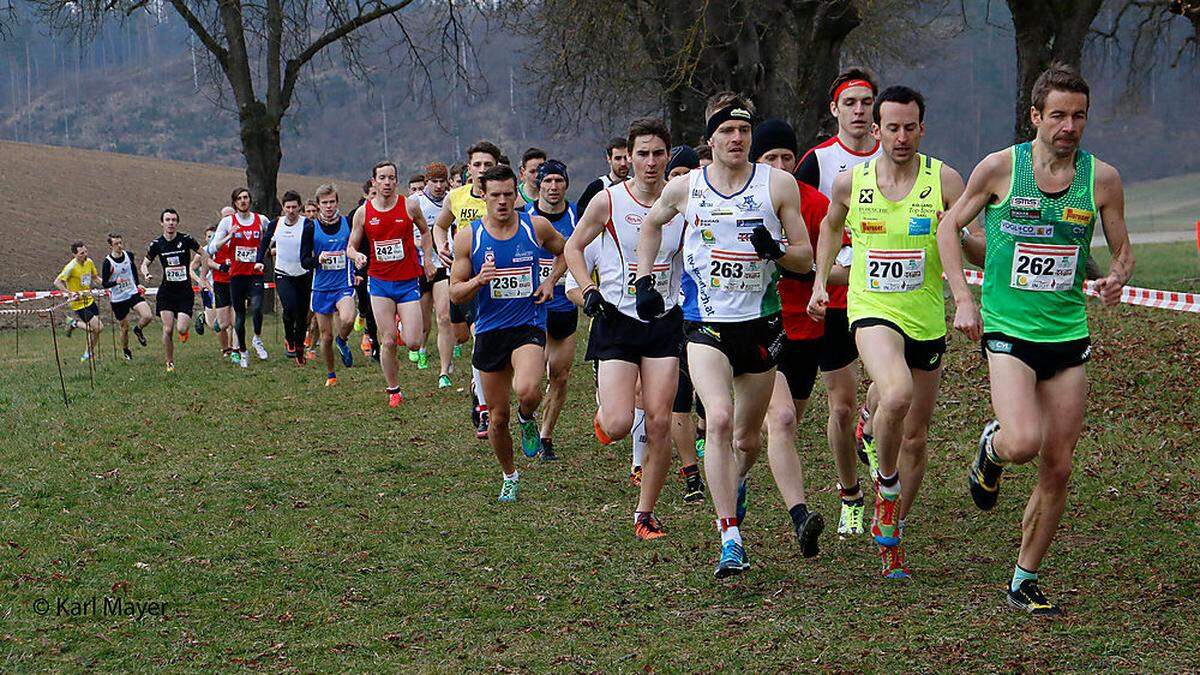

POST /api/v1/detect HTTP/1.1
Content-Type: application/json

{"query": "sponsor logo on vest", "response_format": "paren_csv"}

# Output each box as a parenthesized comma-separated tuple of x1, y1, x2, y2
(999, 220, 1054, 238)
(1062, 208, 1093, 225)
(861, 220, 885, 234)
(710, 207, 734, 216)
(736, 195, 762, 212)
(701, 229, 716, 244)
(858, 188, 874, 204)
(736, 218, 763, 229)
(1011, 196, 1042, 220)
(625, 213, 643, 225)
(987, 339, 1012, 354)
(908, 217, 932, 236)
(919, 186, 932, 199)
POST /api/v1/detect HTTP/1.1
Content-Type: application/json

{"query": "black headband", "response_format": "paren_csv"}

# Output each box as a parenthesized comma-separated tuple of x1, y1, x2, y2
(705, 105, 755, 139)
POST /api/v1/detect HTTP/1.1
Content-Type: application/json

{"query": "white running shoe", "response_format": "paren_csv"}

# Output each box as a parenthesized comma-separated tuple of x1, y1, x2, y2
(239, 350, 250, 368)
(252, 336, 268, 360)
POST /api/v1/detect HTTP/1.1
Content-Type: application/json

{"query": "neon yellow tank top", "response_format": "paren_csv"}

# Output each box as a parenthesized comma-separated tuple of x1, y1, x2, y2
(447, 184, 487, 233)
(845, 154, 946, 341)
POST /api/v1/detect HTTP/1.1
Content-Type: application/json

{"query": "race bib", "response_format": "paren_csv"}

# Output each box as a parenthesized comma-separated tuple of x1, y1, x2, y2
(539, 258, 565, 287)
(235, 246, 257, 263)
(113, 278, 135, 296)
(321, 252, 346, 271)
(165, 265, 188, 283)
(80, 274, 92, 287)
(626, 262, 672, 297)
(865, 249, 924, 292)
(374, 238, 405, 263)
(490, 267, 534, 299)
(707, 250, 764, 293)
(1010, 242, 1078, 292)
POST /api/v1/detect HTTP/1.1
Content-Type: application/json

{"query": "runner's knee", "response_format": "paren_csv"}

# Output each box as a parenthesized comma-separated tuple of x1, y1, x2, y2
(601, 408, 634, 440)
(1002, 427, 1042, 464)
(876, 383, 913, 418)
(767, 401, 796, 434)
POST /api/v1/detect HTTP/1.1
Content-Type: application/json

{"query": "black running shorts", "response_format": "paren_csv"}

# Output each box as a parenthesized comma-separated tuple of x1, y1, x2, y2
(981, 331, 1091, 381)
(684, 313, 784, 377)
(111, 294, 146, 321)
(472, 324, 546, 373)
(851, 317, 945, 372)
(546, 309, 579, 341)
(585, 306, 683, 364)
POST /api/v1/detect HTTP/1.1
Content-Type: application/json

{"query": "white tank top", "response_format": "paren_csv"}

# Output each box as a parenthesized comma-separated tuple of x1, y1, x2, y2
(596, 182, 685, 321)
(107, 253, 138, 303)
(416, 191, 445, 268)
(680, 163, 782, 322)
(273, 218, 307, 277)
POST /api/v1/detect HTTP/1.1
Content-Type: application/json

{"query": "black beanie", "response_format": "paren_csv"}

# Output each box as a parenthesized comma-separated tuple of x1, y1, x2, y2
(667, 145, 700, 174)
(750, 118, 798, 163)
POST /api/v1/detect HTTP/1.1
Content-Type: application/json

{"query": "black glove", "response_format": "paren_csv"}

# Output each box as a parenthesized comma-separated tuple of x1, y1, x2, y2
(582, 287, 611, 319)
(634, 275, 665, 321)
(750, 225, 784, 261)
(218, 262, 231, 273)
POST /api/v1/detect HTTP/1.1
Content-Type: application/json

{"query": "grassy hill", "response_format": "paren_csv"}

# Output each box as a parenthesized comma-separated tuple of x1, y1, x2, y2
(0, 140, 349, 294)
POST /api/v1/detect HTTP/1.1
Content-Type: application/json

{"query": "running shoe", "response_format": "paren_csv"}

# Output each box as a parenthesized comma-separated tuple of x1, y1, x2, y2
(123, 348, 133, 361)
(518, 414, 541, 458)
(325, 375, 338, 387)
(1007, 579, 1062, 617)
(476, 409, 490, 439)
(194, 316, 205, 335)
(165, 362, 175, 373)
(871, 490, 900, 547)
(80, 351, 91, 362)
(360, 333, 371, 356)
(498, 476, 519, 503)
(370, 347, 380, 363)
(682, 468, 705, 503)
(794, 510, 825, 558)
(438, 374, 452, 389)
(695, 436, 705, 459)
(714, 540, 750, 579)
(335, 336, 353, 367)
(417, 350, 429, 370)
(133, 325, 147, 346)
(408, 349, 419, 363)
(862, 433, 879, 478)
(252, 336, 267, 360)
(634, 513, 666, 540)
(388, 390, 404, 408)
(453, 344, 463, 359)
(539, 439, 558, 462)
(231, 351, 241, 365)
(354, 316, 365, 332)
(239, 351, 249, 369)
(736, 477, 749, 526)
(969, 420, 1004, 511)
(285, 340, 297, 359)
(837, 499, 866, 537)
(65, 318, 78, 337)
(629, 466, 642, 487)
(179, 330, 190, 344)
(879, 543, 910, 580)
(855, 406, 869, 465)
(594, 410, 613, 446)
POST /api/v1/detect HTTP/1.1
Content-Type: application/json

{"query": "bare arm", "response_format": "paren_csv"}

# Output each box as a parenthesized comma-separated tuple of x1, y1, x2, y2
(635, 176, 687, 279)
(347, 207, 368, 268)
(770, 168, 814, 273)
(808, 172, 852, 320)
(449, 225, 491, 305)
(1093, 160, 1134, 305)
(565, 191, 610, 292)
(433, 199, 456, 267)
(409, 198, 435, 278)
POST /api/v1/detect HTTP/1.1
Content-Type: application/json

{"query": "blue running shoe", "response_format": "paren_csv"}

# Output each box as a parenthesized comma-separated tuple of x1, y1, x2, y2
(736, 477, 748, 526)
(335, 335, 353, 367)
(714, 540, 750, 579)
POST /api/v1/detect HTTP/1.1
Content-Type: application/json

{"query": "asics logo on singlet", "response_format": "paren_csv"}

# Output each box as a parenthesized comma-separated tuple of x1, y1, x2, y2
(987, 339, 1012, 354)
(919, 186, 932, 199)
(858, 188, 874, 204)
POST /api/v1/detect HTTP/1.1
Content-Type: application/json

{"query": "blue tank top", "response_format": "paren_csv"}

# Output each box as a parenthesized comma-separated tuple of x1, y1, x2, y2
(311, 217, 353, 292)
(471, 212, 546, 335)
(525, 201, 577, 313)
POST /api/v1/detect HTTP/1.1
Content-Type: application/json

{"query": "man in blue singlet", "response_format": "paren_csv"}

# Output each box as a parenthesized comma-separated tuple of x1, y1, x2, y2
(301, 184, 359, 386)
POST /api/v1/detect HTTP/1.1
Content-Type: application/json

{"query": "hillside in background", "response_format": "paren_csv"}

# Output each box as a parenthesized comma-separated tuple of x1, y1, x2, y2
(0, 140, 344, 293)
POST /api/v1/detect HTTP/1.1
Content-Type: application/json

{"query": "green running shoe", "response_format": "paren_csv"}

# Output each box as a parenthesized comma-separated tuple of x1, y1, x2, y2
(862, 434, 879, 479)
(837, 499, 866, 537)
(498, 476, 519, 502)
(438, 374, 452, 389)
(695, 437, 705, 459)
(453, 344, 463, 359)
(408, 349, 420, 363)
(518, 413, 541, 458)
(417, 350, 429, 369)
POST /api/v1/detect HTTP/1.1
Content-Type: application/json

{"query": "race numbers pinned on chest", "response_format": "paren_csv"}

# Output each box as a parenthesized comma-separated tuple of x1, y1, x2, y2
(865, 249, 924, 293)
(321, 252, 347, 271)
(707, 249, 763, 293)
(1010, 242, 1078, 292)
(374, 238, 405, 262)
(626, 262, 672, 297)
(235, 246, 257, 263)
(165, 266, 188, 283)
(491, 266, 534, 299)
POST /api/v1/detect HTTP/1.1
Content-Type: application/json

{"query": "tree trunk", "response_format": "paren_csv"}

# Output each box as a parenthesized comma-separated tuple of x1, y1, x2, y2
(239, 101, 282, 218)
(1006, 0, 1103, 143)
(785, 0, 860, 148)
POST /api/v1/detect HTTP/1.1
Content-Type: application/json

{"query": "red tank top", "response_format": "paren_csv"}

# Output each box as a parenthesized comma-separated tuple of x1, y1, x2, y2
(229, 213, 264, 277)
(364, 196, 420, 281)
(212, 239, 234, 283)
(778, 181, 848, 340)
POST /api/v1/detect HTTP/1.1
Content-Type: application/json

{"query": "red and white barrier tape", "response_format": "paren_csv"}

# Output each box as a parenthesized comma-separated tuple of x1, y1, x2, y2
(0, 282, 278, 305)
(960, 269, 1199, 314)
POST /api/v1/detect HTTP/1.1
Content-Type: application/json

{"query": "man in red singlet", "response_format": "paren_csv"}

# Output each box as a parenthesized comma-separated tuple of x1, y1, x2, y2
(348, 161, 436, 407)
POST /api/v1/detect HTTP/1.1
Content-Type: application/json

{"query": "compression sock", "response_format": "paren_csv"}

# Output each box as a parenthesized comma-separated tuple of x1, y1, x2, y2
(1011, 564, 1037, 593)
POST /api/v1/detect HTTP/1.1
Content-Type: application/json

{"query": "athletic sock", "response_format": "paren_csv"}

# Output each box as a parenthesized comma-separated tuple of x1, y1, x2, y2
(517, 409, 533, 425)
(877, 470, 900, 499)
(840, 481, 863, 503)
(633, 510, 651, 525)
(631, 407, 646, 469)
(1011, 564, 1037, 593)
(503, 470, 519, 482)
(681, 464, 699, 477)
(327, 371, 336, 379)
(985, 431, 1008, 466)
(472, 367, 485, 403)
(719, 519, 741, 545)
(788, 503, 809, 529)
(386, 386, 400, 394)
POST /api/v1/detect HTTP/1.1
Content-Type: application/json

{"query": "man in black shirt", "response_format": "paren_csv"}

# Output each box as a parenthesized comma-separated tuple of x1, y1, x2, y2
(141, 208, 209, 371)
(576, 137, 630, 214)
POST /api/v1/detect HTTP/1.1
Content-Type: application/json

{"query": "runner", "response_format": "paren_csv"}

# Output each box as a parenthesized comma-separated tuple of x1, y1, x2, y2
(525, 159, 576, 461)
(195, 225, 215, 338)
(448, 164, 566, 502)
(350, 179, 380, 362)
(938, 64, 1132, 615)
(566, 117, 689, 537)
(516, 147, 546, 204)
(258, 190, 313, 364)
(448, 163, 465, 190)
(100, 232, 151, 361)
(211, 188, 270, 367)
(142, 208, 209, 372)
(408, 174, 426, 195)
(436, 140, 502, 437)
(55, 241, 103, 362)
(809, 86, 965, 579)
(347, 161, 436, 407)
(301, 184, 358, 386)
(636, 95, 813, 575)
(416, 162, 454, 385)
(205, 208, 237, 361)
(796, 68, 883, 197)
(304, 201, 319, 220)
(577, 137, 631, 213)
(749, 118, 832, 554)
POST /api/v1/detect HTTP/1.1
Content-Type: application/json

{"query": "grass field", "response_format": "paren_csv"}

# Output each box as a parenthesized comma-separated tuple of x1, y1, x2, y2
(1123, 172, 1200, 233)
(1, 291, 1198, 671)
(1089, 240, 1200, 293)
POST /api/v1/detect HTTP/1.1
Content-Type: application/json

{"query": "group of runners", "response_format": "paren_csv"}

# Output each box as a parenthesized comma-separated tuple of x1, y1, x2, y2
(51, 62, 1133, 617)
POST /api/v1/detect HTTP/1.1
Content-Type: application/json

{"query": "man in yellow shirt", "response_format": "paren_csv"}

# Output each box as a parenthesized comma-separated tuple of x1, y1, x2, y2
(54, 241, 104, 361)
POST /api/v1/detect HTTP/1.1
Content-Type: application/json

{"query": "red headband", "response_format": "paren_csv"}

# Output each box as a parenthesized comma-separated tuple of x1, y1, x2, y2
(833, 78, 875, 103)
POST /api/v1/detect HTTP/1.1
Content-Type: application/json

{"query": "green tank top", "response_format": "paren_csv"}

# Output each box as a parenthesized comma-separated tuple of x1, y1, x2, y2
(846, 154, 946, 341)
(982, 143, 1096, 342)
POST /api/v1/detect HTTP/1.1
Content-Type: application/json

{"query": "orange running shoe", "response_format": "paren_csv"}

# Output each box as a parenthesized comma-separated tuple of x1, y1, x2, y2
(325, 375, 338, 387)
(879, 542, 910, 579)
(634, 513, 665, 540)
(179, 330, 190, 344)
(594, 410, 613, 445)
(629, 465, 643, 487)
(360, 333, 372, 356)
(387, 389, 404, 408)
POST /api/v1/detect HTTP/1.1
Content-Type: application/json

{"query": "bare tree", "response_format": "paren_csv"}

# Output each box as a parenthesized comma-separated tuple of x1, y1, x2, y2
(34, 0, 475, 215)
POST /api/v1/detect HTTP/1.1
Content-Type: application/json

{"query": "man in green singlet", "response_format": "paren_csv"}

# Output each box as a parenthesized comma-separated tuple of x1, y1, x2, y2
(938, 63, 1133, 617)
(809, 86, 966, 580)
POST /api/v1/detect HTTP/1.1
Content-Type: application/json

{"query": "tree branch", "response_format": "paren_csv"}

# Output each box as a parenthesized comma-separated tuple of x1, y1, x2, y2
(166, 0, 229, 68)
